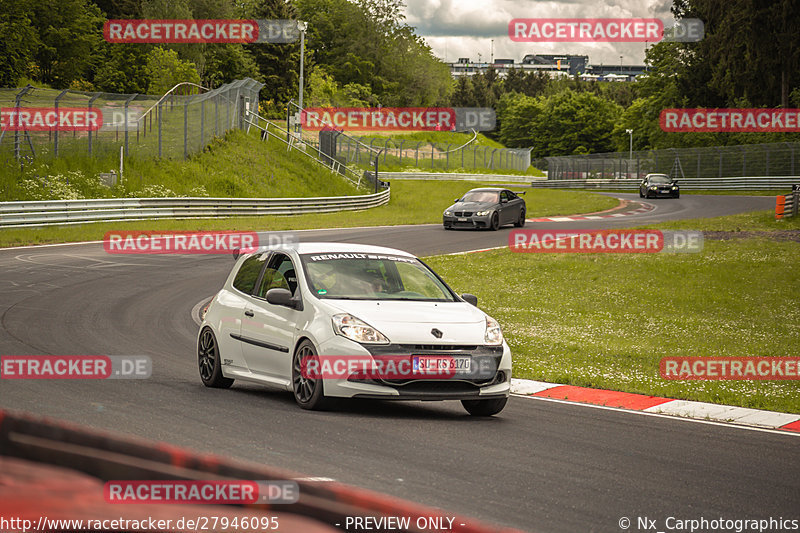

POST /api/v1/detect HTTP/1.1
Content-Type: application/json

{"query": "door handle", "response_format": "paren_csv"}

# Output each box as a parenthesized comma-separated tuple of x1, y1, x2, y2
(244, 309, 254, 317)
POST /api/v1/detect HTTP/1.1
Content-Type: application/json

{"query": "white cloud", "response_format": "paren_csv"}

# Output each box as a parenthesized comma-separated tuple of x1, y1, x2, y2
(404, 0, 675, 64)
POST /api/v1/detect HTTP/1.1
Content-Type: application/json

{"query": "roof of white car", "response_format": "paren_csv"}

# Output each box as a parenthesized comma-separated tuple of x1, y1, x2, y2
(253, 241, 416, 257)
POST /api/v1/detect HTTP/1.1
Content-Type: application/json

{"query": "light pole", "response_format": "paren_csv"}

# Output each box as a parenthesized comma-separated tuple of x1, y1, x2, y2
(297, 20, 308, 139)
(625, 129, 633, 160)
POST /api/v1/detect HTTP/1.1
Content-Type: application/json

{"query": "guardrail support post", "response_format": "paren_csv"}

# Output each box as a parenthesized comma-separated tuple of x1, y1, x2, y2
(158, 100, 163, 158)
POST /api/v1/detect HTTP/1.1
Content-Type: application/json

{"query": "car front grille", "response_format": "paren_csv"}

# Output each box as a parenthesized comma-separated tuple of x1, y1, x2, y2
(454, 212, 473, 217)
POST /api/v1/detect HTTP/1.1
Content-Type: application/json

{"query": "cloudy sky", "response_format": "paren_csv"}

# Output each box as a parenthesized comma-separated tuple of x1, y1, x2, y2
(403, 0, 675, 66)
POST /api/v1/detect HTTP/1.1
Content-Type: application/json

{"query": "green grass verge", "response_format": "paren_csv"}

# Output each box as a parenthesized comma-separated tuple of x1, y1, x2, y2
(1, 130, 361, 201)
(0, 184, 618, 248)
(425, 210, 800, 414)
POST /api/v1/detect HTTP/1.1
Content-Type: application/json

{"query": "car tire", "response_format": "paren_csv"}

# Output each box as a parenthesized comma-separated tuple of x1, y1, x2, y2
(444, 224, 452, 230)
(292, 339, 330, 410)
(489, 212, 500, 231)
(461, 397, 508, 416)
(514, 210, 526, 227)
(674, 193, 680, 199)
(639, 189, 644, 198)
(198, 327, 234, 389)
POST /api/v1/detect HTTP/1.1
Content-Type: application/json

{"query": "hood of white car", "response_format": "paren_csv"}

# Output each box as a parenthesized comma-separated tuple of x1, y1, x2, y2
(324, 299, 489, 344)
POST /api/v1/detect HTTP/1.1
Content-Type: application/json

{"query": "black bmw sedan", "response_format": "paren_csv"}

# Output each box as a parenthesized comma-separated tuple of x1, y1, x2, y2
(443, 188, 527, 230)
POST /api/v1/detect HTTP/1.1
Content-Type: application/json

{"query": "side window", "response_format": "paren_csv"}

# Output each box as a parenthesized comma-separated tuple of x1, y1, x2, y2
(257, 254, 298, 298)
(500, 190, 509, 202)
(232, 253, 268, 294)
(507, 191, 517, 200)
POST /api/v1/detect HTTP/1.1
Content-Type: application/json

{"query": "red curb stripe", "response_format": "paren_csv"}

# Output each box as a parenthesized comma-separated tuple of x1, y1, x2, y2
(533, 385, 673, 410)
(780, 420, 800, 432)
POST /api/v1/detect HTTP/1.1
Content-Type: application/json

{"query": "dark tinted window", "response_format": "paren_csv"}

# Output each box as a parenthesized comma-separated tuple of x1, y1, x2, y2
(257, 253, 298, 297)
(232, 254, 267, 294)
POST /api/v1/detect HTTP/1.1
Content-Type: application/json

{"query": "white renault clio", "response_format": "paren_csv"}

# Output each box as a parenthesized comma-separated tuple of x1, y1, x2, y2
(197, 243, 512, 415)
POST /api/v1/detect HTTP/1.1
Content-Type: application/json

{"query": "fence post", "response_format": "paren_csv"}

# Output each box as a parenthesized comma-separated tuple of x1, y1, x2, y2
(53, 89, 68, 157)
(445, 143, 452, 170)
(158, 100, 163, 158)
(415, 141, 422, 166)
(124, 93, 137, 156)
(87, 92, 101, 156)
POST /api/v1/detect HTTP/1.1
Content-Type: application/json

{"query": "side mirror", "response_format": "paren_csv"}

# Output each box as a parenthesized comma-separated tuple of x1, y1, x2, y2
(266, 288, 301, 310)
(233, 248, 240, 260)
(454, 198, 460, 203)
(461, 293, 478, 307)
(673, 180, 679, 184)
(500, 198, 508, 203)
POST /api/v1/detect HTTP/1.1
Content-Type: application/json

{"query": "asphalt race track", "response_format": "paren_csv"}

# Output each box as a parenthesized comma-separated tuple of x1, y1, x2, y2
(1, 193, 796, 532)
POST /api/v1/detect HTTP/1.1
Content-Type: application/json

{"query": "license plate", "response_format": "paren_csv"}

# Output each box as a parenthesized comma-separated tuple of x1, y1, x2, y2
(412, 355, 471, 374)
(457, 217, 468, 222)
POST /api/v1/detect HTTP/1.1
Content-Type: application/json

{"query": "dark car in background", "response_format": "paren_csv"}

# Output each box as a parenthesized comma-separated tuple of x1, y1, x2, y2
(443, 188, 527, 230)
(639, 173, 680, 198)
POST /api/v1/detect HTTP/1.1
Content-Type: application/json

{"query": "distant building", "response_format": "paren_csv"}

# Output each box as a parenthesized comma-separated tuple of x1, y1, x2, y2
(447, 54, 648, 82)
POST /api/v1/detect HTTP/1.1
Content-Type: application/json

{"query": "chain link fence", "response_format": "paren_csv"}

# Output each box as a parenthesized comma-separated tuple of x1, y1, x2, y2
(0, 78, 263, 164)
(544, 142, 800, 180)
(333, 136, 531, 172)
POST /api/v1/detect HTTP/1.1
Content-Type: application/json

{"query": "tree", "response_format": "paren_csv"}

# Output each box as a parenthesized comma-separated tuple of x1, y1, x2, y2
(0, 0, 38, 87)
(30, 0, 104, 88)
(241, 0, 301, 107)
(145, 47, 201, 95)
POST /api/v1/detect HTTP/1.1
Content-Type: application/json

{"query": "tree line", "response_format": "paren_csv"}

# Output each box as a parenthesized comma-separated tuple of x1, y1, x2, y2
(0, 0, 798, 157)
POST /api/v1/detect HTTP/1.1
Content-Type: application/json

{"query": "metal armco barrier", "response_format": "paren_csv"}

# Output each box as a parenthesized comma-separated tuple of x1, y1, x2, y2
(0, 409, 522, 533)
(0, 189, 391, 228)
(775, 185, 799, 219)
(529, 176, 800, 190)
(373, 172, 540, 183)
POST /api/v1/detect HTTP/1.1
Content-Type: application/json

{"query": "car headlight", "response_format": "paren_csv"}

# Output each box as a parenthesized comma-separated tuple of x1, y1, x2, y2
(484, 316, 503, 345)
(332, 314, 389, 344)
(476, 210, 491, 216)
(444, 210, 453, 216)
(649, 186, 657, 190)
(671, 186, 678, 190)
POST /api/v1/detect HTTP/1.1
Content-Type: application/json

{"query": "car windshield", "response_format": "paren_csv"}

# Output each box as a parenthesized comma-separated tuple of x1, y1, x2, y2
(648, 175, 672, 184)
(461, 191, 498, 203)
(300, 253, 456, 301)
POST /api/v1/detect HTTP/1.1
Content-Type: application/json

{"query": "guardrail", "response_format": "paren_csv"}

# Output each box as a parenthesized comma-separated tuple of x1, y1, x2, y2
(775, 185, 799, 219)
(376, 172, 541, 183)
(0, 189, 391, 228)
(530, 176, 800, 190)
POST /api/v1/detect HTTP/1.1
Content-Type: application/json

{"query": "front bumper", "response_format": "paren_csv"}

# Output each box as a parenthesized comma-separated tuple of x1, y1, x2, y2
(649, 188, 679, 197)
(316, 336, 512, 400)
(443, 213, 492, 229)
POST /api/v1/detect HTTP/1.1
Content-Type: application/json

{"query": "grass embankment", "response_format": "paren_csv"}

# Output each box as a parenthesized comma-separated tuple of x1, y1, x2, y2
(425, 211, 800, 414)
(0, 130, 361, 202)
(347, 131, 545, 176)
(0, 184, 618, 248)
